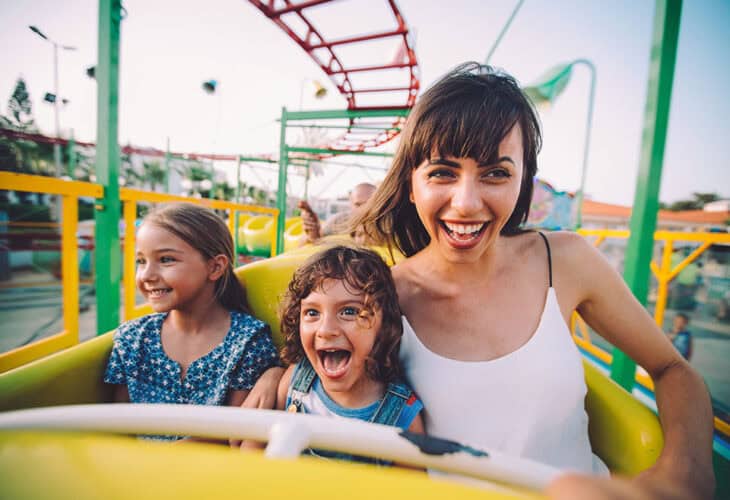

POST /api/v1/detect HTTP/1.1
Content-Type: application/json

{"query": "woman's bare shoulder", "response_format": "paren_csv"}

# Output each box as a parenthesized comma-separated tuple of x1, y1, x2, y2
(544, 230, 605, 270)
(391, 259, 420, 302)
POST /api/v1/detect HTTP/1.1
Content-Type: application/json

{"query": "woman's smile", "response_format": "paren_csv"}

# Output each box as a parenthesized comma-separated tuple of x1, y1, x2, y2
(439, 220, 491, 248)
(409, 125, 524, 260)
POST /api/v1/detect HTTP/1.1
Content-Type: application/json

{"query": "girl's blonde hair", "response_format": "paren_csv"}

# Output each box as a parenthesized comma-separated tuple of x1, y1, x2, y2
(142, 203, 250, 313)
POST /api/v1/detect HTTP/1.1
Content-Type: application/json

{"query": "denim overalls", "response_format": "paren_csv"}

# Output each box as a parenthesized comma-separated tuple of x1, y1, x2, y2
(285, 358, 419, 466)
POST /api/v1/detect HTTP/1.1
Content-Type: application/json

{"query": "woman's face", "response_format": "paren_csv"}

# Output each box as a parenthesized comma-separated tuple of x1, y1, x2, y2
(409, 124, 524, 263)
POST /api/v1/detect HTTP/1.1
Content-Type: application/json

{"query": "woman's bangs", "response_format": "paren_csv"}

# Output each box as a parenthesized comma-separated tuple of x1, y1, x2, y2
(413, 99, 518, 165)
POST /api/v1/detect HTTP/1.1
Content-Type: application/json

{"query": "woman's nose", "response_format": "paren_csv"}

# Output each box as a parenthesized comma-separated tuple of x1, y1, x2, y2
(451, 179, 482, 215)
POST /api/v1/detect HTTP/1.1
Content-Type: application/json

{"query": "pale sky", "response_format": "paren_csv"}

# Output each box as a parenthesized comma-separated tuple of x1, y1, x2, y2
(1, 0, 728, 206)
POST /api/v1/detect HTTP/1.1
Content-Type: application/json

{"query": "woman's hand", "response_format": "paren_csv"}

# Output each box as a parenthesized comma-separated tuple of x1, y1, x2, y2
(243, 366, 285, 409)
(548, 469, 712, 500)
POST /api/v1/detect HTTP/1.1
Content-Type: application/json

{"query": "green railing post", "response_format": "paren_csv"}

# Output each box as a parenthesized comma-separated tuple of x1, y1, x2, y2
(276, 108, 289, 255)
(93, 0, 122, 335)
(66, 135, 76, 179)
(610, 0, 682, 389)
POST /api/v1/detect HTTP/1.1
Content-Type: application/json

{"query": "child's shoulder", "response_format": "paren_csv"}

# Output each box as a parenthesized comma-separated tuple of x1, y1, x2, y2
(229, 310, 269, 334)
(114, 313, 165, 342)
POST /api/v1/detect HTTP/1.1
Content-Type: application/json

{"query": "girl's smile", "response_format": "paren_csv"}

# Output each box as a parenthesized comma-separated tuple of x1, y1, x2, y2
(299, 279, 384, 408)
(135, 224, 218, 313)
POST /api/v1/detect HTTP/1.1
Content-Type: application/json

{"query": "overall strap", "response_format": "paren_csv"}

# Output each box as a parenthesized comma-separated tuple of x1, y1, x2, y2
(286, 358, 317, 413)
(370, 382, 412, 426)
(537, 232, 553, 288)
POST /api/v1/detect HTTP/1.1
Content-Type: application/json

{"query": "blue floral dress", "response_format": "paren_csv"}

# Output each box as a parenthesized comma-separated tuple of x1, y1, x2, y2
(104, 311, 280, 439)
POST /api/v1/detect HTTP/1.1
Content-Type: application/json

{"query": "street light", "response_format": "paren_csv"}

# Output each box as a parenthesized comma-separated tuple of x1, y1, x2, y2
(29, 25, 77, 177)
(523, 59, 596, 229)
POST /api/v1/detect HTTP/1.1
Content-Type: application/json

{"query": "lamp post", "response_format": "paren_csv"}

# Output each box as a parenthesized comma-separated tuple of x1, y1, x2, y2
(29, 25, 77, 177)
(523, 59, 596, 229)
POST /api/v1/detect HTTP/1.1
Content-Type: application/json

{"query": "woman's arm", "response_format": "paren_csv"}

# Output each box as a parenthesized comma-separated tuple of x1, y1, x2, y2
(112, 384, 130, 403)
(242, 366, 285, 409)
(554, 233, 714, 499)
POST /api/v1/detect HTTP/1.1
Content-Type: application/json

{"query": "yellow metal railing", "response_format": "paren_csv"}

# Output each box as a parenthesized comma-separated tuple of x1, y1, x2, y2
(0, 172, 103, 372)
(0, 173, 279, 372)
(574, 228, 730, 435)
(119, 188, 279, 321)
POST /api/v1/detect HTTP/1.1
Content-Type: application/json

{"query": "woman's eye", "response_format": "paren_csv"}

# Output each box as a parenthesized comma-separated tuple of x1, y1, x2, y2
(427, 168, 455, 179)
(484, 169, 511, 180)
(160, 256, 175, 263)
(135, 258, 145, 265)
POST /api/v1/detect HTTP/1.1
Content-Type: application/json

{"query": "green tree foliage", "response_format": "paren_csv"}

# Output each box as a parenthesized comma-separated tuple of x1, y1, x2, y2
(0, 77, 55, 175)
(142, 160, 166, 191)
(664, 192, 722, 211)
(7, 78, 34, 130)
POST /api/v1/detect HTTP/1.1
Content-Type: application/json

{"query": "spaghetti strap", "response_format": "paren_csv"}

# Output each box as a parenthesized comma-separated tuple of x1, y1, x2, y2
(537, 232, 553, 287)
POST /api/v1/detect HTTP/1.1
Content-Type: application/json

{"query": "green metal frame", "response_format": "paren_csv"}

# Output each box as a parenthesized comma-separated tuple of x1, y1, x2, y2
(274, 107, 405, 254)
(610, 0, 683, 389)
(93, 0, 122, 335)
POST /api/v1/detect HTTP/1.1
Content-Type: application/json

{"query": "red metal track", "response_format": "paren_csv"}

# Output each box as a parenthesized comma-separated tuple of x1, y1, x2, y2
(247, 0, 419, 151)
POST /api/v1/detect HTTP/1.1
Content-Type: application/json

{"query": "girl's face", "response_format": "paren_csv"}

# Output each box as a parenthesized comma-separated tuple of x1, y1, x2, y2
(299, 278, 383, 406)
(409, 124, 524, 263)
(135, 223, 220, 313)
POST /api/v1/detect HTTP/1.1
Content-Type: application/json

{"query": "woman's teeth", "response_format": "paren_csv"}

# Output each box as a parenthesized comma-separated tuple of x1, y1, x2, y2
(148, 288, 171, 297)
(443, 221, 486, 236)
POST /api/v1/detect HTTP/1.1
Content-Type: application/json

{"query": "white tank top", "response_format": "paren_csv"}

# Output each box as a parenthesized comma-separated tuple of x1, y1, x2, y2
(400, 243, 608, 475)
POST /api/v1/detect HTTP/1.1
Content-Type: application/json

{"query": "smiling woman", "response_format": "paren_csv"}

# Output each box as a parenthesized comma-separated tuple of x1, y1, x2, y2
(353, 62, 716, 499)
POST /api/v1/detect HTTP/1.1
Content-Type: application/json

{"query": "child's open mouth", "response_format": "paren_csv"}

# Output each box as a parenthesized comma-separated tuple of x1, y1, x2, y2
(317, 348, 351, 378)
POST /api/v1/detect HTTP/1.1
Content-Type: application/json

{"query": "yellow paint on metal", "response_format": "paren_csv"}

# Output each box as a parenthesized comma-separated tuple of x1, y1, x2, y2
(583, 362, 663, 474)
(0, 432, 528, 500)
(119, 188, 278, 216)
(577, 229, 630, 239)
(0, 332, 75, 373)
(653, 239, 674, 327)
(716, 416, 730, 437)
(666, 241, 712, 282)
(61, 195, 79, 345)
(123, 200, 137, 320)
(0, 171, 102, 197)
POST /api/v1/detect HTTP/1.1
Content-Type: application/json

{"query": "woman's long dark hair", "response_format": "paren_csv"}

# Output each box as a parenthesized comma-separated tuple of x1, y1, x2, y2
(352, 62, 542, 256)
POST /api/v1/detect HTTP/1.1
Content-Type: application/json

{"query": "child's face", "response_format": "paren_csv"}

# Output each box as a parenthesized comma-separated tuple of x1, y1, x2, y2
(299, 278, 382, 404)
(673, 315, 688, 332)
(135, 223, 216, 313)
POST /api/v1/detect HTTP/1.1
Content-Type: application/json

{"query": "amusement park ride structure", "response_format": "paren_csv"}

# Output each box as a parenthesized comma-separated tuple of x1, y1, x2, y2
(1, 0, 728, 494)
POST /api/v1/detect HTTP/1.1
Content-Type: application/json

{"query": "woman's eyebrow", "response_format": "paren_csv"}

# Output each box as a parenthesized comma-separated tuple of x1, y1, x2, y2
(428, 156, 516, 167)
(428, 157, 460, 167)
(478, 156, 516, 167)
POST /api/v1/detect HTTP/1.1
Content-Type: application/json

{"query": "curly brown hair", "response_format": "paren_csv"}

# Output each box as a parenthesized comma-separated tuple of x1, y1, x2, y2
(280, 245, 403, 383)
